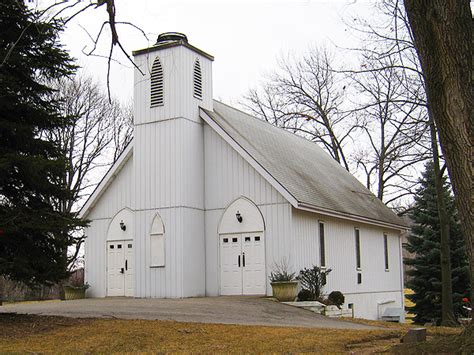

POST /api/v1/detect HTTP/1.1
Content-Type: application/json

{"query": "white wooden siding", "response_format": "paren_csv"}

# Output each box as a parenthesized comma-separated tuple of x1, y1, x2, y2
(85, 157, 134, 297)
(134, 46, 213, 125)
(204, 124, 292, 296)
(134, 208, 183, 298)
(291, 208, 404, 319)
(204, 124, 286, 210)
(133, 118, 204, 211)
(84, 219, 109, 297)
(131, 44, 208, 297)
(87, 155, 134, 220)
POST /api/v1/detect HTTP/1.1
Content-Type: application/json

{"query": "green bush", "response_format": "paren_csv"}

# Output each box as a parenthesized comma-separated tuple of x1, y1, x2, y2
(328, 291, 345, 309)
(296, 266, 332, 301)
(297, 289, 313, 301)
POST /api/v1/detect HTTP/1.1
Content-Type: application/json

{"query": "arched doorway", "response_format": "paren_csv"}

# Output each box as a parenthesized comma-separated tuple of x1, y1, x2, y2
(218, 197, 266, 295)
(106, 208, 134, 297)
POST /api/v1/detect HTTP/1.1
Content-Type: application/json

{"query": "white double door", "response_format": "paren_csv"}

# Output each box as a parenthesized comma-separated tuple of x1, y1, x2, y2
(220, 233, 266, 295)
(107, 240, 134, 297)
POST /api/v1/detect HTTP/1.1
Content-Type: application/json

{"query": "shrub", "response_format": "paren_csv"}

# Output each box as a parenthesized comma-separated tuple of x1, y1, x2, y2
(296, 266, 332, 301)
(297, 289, 313, 301)
(269, 258, 296, 282)
(328, 291, 345, 309)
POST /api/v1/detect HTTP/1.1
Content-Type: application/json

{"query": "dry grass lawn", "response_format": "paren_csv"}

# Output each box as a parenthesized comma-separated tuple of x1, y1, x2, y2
(0, 313, 464, 353)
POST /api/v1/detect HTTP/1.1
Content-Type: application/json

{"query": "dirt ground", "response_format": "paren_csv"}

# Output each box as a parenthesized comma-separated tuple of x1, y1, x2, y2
(0, 313, 465, 353)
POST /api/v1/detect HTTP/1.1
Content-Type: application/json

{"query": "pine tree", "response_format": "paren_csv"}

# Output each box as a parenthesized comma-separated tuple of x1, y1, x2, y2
(0, 1, 86, 288)
(405, 163, 470, 324)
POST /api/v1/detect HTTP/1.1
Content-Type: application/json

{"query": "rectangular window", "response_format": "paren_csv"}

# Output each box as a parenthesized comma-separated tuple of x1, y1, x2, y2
(150, 233, 165, 267)
(319, 222, 326, 268)
(383, 233, 389, 270)
(355, 228, 361, 269)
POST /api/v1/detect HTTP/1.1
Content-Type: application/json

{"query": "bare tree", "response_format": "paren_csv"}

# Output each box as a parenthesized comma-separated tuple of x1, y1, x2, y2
(350, 55, 430, 205)
(345, 0, 465, 326)
(45, 74, 133, 268)
(242, 48, 355, 171)
(3, 1, 149, 99)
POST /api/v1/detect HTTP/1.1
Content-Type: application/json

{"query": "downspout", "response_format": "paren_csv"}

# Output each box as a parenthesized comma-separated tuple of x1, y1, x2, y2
(398, 232, 406, 323)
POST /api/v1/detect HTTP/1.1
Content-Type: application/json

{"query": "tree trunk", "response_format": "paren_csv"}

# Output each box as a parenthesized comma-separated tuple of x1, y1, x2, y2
(404, 0, 473, 320)
(430, 120, 456, 326)
(0, 277, 4, 306)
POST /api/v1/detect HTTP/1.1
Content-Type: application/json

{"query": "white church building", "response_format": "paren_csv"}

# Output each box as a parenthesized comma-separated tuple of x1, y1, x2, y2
(80, 33, 407, 320)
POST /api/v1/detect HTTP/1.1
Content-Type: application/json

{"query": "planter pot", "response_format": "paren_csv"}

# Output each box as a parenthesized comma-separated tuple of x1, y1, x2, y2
(271, 281, 299, 302)
(63, 286, 86, 300)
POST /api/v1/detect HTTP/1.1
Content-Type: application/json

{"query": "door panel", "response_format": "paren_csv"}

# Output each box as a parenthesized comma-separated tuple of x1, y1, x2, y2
(220, 235, 242, 295)
(242, 233, 266, 295)
(124, 242, 134, 297)
(107, 242, 125, 296)
(107, 240, 133, 297)
(219, 233, 266, 296)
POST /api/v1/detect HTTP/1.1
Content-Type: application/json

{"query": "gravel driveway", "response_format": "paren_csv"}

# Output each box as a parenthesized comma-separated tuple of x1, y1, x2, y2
(0, 296, 377, 330)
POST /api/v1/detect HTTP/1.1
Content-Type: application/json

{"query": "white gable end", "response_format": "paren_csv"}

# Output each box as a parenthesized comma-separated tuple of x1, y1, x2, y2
(86, 151, 134, 220)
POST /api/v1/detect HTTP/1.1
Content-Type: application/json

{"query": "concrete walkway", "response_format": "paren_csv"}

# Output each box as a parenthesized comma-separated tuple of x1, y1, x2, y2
(0, 296, 377, 330)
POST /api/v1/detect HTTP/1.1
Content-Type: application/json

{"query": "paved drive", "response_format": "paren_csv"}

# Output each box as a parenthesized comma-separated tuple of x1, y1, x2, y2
(0, 296, 377, 329)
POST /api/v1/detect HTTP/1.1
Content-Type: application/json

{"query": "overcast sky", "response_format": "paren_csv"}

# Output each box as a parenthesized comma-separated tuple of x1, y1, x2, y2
(42, 0, 378, 104)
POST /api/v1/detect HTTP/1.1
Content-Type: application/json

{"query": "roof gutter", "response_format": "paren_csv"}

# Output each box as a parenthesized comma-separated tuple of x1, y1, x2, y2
(297, 202, 408, 231)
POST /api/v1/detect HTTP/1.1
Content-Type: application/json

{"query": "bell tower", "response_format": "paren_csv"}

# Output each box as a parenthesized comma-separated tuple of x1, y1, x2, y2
(132, 32, 213, 125)
(131, 33, 213, 297)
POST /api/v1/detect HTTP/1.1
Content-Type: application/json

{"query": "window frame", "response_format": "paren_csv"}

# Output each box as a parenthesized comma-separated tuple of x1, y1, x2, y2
(150, 233, 165, 268)
(319, 221, 326, 268)
(193, 58, 203, 100)
(354, 228, 361, 270)
(383, 233, 389, 271)
(150, 57, 164, 108)
(149, 213, 165, 268)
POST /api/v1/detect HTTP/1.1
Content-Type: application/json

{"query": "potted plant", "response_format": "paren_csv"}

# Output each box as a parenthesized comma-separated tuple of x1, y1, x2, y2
(269, 258, 298, 302)
(63, 282, 90, 300)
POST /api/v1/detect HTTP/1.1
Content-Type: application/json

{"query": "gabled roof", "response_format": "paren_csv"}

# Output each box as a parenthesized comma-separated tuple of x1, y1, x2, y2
(201, 101, 406, 229)
(80, 101, 406, 229)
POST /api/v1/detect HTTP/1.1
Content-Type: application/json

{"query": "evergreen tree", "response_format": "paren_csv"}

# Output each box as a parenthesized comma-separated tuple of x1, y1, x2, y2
(0, 1, 86, 287)
(405, 163, 470, 324)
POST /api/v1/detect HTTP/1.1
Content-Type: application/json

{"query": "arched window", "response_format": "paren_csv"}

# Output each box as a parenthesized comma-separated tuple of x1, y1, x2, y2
(150, 57, 164, 107)
(150, 213, 165, 267)
(193, 59, 202, 100)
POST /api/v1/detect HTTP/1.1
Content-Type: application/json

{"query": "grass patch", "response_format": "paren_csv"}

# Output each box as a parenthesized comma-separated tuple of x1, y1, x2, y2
(0, 314, 464, 353)
(341, 317, 466, 353)
(340, 317, 462, 336)
(0, 314, 401, 353)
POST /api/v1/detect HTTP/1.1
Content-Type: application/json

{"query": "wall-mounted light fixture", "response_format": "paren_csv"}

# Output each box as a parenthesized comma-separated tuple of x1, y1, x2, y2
(120, 220, 127, 231)
(236, 211, 243, 223)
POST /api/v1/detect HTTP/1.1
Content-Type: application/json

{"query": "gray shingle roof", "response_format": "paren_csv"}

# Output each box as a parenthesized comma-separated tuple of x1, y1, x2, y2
(202, 100, 406, 228)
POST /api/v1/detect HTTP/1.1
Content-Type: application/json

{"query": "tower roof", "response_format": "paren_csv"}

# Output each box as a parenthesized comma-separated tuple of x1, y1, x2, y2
(132, 32, 214, 61)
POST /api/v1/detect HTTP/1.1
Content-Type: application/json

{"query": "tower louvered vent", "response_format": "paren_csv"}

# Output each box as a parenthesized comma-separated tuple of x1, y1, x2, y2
(193, 59, 202, 100)
(150, 57, 164, 107)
